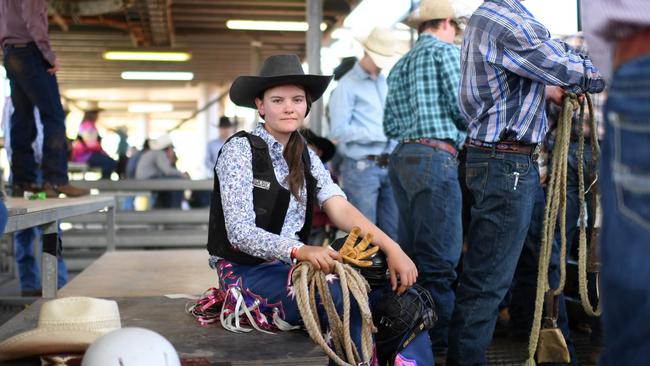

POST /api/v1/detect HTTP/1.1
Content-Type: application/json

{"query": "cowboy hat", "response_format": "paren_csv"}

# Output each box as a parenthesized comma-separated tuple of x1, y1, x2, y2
(356, 27, 402, 70)
(218, 116, 233, 128)
(0, 297, 121, 362)
(403, 0, 456, 29)
(150, 134, 174, 150)
(229, 54, 333, 109)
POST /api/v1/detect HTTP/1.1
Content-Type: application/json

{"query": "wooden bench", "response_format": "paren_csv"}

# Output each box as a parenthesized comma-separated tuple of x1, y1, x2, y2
(0, 250, 327, 365)
(0, 296, 327, 365)
(59, 250, 214, 298)
(56, 180, 213, 272)
(2, 195, 116, 298)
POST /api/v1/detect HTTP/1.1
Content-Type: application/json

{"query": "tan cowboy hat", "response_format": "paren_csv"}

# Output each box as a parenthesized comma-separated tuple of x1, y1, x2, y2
(356, 27, 402, 70)
(150, 133, 174, 150)
(404, 0, 456, 29)
(229, 54, 332, 109)
(0, 297, 121, 362)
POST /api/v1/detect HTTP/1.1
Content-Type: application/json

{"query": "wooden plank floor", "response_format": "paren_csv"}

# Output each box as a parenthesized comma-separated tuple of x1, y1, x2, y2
(0, 297, 327, 366)
(58, 250, 216, 297)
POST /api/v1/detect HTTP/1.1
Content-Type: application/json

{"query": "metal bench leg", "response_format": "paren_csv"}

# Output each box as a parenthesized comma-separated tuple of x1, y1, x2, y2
(41, 222, 59, 299)
(107, 204, 116, 252)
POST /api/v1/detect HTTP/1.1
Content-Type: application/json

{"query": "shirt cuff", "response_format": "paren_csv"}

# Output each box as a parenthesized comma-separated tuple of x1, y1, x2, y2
(279, 240, 304, 264)
(317, 184, 346, 207)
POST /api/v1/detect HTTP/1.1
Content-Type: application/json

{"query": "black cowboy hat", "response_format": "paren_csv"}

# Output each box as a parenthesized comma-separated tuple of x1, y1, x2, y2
(300, 128, 336, 163)
(229, 54, 333, 109)
(218, 116, 233, 128)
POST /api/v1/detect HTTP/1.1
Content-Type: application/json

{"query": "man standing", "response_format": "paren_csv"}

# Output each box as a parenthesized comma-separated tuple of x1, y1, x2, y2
(383, 0, 466, 358)
(328, 27, 401, 240)
(448, 0, 605, 365)
(582, 1, 650, 365)
(0, 0, 88, 197)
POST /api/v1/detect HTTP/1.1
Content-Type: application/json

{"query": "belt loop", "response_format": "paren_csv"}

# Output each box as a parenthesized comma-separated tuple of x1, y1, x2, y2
(490, 143, 496, 158)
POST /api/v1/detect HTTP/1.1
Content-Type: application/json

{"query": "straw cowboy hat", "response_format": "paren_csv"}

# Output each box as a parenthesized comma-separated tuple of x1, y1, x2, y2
(229, 54, 332, 109)
(150, 133, 174, 150)
(404, 0, 456, 29)
(0, 297, 121, 362)
(356, 27, 402, 70)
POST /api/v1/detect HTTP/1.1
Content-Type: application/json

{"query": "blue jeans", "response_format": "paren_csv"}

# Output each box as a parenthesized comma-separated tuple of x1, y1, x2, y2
(388, 143, 462, 356)
(339, 157, 398, 240)
(3, 43, 68, 185)
(0, 202, 7, 237)
(14, 225, 68, 292)
(509, 186, 576, 365)
(87, 152, 117, 179)
(599, 55, 650, 366)
(448, 146, 539, 366)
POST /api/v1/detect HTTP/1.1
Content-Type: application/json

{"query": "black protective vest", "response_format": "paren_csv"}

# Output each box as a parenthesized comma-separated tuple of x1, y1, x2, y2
(207, 131, 317, 264)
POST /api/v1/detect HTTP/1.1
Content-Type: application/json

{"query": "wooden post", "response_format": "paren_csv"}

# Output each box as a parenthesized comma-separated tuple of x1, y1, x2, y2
(306, 0, 323, 135)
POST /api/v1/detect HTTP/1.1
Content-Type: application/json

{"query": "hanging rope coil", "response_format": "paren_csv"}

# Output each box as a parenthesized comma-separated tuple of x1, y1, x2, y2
(524, 93, 602, 366)
(292, 261, 376, 366)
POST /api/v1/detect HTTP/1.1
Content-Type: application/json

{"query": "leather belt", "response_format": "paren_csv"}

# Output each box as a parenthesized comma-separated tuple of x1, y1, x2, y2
(365, 153, 390, 167)
(403, 138, 458, 157)
(3, 42, 32, 49)
(467, 138, 540, 158)
(614, 27, 650, 70)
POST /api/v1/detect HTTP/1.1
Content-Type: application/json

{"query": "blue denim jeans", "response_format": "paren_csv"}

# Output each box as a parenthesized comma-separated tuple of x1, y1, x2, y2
(509, 186, 576, 365)
(3, 43, 69, 185)
(388, 143, 462, 356)
(448, 146, 539, 366)
(565, 141, 594, 250)
(14, 225, 68, 292)
(0, 201, 7, 238)
(599, 55, 650, 366)
(87, 152, 117, 179)
(339, 157, 398, 240)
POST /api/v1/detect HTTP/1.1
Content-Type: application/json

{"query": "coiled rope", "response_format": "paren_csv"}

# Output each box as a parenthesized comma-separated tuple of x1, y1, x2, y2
(524, 93, 602, 366)
(292, 261, 376, 366)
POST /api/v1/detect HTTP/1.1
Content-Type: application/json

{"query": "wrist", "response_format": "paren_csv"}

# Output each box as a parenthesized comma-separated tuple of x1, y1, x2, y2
(290, 245, 303, 264)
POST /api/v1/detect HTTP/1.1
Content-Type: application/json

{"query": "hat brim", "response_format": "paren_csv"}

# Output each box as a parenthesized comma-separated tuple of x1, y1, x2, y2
(365, 48, 399, 70)
(304, 134, 336, 163)
(0, 328, 114, 362)
(229, 74, 333, 109)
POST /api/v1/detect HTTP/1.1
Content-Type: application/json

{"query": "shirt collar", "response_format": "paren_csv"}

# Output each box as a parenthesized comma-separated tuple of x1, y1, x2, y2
(253, 123, 284, 152)
(350, 61, 384, 81)
(489, 0, 534, 17)
(417, 32, 440, 44)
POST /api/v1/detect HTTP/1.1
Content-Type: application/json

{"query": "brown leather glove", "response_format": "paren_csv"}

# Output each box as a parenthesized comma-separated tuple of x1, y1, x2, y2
(338, 226, 379, 267)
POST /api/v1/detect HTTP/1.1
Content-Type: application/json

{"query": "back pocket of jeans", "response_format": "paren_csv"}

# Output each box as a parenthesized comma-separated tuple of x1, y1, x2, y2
(609, 111, 650, 229)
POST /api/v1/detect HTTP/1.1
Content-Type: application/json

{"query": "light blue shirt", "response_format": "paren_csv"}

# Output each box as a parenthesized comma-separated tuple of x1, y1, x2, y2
(328, 62, 395, 160)
(205, 137, 226, 176)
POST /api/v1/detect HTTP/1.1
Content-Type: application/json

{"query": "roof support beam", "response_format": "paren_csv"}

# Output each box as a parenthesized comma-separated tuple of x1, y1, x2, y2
(306, 0, 323, 134)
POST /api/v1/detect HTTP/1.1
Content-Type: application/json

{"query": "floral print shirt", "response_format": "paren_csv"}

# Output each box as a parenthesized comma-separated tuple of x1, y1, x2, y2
(215, 123, 345, 263)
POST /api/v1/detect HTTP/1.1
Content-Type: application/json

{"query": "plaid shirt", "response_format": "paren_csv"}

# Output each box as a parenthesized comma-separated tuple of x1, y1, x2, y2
(384, 33, 467, 148)
(460, 0, 605, 144)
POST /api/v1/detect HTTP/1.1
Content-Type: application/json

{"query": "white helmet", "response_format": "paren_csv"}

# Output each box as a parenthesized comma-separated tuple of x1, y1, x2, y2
(82, 327, 181, 366)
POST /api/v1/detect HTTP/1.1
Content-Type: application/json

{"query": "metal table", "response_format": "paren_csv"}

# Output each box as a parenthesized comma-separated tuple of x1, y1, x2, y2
(3, 195, 116, 298)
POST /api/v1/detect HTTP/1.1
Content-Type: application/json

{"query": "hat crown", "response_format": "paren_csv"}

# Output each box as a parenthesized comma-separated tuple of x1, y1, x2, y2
(405, 0, 456, 28)
(37, 297, 121, 331)
(258, 54, 306, 77)
(363, 28, 400, 57)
